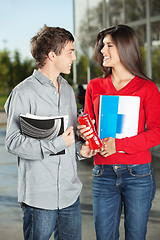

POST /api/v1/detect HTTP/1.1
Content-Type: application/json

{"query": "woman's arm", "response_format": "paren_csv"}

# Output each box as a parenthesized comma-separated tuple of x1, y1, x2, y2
(116, 84, 160, 154)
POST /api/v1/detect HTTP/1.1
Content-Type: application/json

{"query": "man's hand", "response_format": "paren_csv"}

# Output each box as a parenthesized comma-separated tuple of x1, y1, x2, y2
(99, 137, 116, 157)
(62, 126, 75, 147)
(80, 141, 97, 158)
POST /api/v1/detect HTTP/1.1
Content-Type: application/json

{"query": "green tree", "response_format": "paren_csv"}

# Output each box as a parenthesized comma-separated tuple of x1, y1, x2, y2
(9, 51, 35, 91)
(152, 48, 160, 84)
(0, 50, 11, 92)
(0, 49, 35, 93)
(77, 55, 88, 84)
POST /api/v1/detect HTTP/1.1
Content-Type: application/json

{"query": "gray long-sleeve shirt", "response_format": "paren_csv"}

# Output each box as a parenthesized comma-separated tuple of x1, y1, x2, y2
(4, 70, 83, 210)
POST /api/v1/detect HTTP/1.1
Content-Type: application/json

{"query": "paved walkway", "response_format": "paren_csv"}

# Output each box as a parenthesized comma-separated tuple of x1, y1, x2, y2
(0, 111, 7, 126)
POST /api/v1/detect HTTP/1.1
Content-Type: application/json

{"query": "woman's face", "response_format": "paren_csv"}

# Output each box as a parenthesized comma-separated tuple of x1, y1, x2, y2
(101, 34, 121, 68)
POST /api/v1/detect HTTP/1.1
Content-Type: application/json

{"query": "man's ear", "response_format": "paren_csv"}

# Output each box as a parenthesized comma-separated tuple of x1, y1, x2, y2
(48, 51, 56, 61)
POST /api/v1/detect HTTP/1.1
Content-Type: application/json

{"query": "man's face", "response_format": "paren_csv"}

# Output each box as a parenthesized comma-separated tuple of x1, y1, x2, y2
(54, 41, 76, 74)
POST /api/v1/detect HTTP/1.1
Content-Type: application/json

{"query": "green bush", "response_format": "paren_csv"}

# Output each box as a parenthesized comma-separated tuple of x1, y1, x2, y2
(0, 93, 8, 111)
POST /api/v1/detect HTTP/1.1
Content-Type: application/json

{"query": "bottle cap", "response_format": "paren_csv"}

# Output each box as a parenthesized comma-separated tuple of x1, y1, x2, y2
(78, 108, 84, 116)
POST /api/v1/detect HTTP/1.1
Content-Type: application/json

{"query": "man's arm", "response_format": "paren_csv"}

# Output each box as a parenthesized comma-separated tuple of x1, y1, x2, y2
(5, 89, 68, 160)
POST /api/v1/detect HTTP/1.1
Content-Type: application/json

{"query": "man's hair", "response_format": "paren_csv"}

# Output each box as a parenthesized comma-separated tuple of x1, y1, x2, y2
(94, 24, 149, 80)
(31, 25, 74, 68)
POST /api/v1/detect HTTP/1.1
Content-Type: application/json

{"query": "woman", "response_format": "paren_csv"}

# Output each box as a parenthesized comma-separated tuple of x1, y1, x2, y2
(78, 25, 160, 240)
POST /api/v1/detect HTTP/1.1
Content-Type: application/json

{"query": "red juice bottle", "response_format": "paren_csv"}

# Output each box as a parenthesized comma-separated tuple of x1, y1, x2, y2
(78, 112, 102, 150)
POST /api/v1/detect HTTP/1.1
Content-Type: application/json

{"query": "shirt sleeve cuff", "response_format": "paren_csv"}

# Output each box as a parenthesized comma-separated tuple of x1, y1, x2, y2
(41, 135, 66, 157)
(51, 135, 66, 153)
(76, 141, 85, 160)
(115, 138, 124, 153)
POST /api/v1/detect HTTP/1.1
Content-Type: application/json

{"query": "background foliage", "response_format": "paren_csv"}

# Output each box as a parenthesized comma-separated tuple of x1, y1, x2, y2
(0, 49, 90, 110)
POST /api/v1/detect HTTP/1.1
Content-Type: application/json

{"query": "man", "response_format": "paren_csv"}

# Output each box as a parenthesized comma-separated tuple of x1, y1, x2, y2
(5, 25, 94, 240)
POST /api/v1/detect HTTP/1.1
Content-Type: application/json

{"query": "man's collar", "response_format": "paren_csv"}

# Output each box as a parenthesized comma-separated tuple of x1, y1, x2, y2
(33, 69, 62, 86)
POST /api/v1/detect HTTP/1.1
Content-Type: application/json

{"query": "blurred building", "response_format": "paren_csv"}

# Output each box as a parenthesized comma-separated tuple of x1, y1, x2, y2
(73, 0, 160, 86)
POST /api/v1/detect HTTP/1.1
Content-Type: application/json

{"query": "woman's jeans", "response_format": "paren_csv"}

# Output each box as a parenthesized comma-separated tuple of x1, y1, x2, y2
(92, 163, 156, 240)
(21, 198, 81, 240)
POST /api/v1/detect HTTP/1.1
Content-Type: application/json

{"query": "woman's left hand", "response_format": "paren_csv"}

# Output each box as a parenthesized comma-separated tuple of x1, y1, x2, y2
(77, 119, 95, 141)
(99, 137, 116, 157)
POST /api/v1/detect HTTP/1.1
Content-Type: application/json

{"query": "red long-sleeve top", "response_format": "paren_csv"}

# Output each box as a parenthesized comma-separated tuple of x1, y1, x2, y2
(84, 75, 160, 165)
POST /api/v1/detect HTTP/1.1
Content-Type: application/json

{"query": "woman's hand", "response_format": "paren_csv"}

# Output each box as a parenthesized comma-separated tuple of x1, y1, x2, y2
(99, 137, 116, 157)
(77, 120, 95, 141)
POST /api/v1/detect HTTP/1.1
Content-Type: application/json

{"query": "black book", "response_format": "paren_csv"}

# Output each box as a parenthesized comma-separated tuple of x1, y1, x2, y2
(19, 113, 68, 155)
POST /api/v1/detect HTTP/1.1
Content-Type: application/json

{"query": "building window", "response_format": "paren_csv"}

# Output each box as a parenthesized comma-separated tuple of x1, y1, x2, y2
(151, 21, 160, 84)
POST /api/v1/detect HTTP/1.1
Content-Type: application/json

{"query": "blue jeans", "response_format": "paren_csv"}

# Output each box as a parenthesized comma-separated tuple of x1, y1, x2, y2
(92, 163, 156, 240)
(22, 198, 81, 240)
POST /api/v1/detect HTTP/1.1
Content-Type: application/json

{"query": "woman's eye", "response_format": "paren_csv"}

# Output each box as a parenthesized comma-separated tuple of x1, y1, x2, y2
(108, 44, 113, 48)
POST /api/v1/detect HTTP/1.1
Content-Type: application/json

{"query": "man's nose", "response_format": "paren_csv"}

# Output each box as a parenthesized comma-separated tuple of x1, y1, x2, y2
(72, 53, 76, 61)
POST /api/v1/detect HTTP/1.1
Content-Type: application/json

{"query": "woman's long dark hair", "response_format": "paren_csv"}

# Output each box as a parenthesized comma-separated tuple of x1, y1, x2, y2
(94, 24, 150, 79)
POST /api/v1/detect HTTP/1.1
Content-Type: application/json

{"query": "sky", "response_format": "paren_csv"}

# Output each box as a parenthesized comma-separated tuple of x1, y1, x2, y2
(0, 0, 74, 59)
